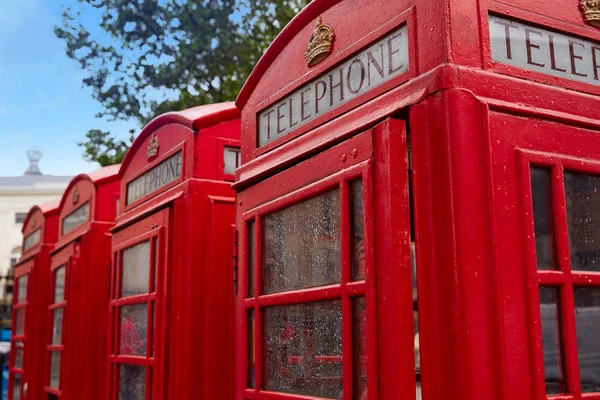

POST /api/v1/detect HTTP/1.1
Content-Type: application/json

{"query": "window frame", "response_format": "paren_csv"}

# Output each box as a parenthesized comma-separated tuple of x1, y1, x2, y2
(9, 265, 31, 400)
(109, 216, 165, 400)
(520, 148, 600, 399)
(44, 251, 71, 399)
(237, 120, 416, 400)
(242, 160, 377, 400)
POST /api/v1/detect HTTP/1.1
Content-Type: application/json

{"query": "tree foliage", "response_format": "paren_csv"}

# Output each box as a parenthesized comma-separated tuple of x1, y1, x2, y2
(78, 129, 135, 166)
(55, 0, 308, 166)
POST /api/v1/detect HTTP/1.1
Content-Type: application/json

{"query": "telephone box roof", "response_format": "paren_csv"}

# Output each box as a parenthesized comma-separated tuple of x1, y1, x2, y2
(58, 164, 120, 211)
(236, 0, 338, 109)
(85, 164, 121, 183)
(38, 199, 61, 215)
(119, 102, 240, 176)
(22, 198, 60, 235)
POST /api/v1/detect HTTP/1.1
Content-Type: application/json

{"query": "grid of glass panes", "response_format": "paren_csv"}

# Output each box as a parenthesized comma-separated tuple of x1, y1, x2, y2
(109, 236, 158, 400)
(46, 265, 66, 396)
(10, 274, 28, 400)
(245, 174, 374, 399)
(530, 165, 600, 397)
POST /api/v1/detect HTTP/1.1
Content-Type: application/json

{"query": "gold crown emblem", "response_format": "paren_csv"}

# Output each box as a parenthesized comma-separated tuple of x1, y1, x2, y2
(30, 219, 36, 229)
(305, 17, 334, 67)
(72, 186, 79, 205)
(581, 0, 600, 28)
(147, 135, 159, 160)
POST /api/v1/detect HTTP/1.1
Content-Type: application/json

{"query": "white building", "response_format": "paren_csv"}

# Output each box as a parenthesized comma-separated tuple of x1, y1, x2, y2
(0, 149, 72, 305)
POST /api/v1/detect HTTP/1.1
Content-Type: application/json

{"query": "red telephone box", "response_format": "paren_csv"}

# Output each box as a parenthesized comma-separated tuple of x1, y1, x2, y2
(9, 200, 60, 400)
(109, 103, 240, 400)
(234, 1, 600, 399)
(46, 165, 120, 400)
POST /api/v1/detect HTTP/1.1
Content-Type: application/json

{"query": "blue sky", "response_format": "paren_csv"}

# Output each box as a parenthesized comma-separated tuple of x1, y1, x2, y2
(0, 0, 136, 177)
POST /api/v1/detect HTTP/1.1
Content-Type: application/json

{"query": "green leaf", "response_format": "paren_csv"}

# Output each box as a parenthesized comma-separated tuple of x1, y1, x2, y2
(56, 0, 309, 166)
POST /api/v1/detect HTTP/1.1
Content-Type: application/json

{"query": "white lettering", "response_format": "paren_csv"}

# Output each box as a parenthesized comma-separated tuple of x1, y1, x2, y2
(258, 25, 409, 147)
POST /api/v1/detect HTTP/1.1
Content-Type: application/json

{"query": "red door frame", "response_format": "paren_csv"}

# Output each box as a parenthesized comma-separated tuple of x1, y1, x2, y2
(112, 103, 239, 400)
(492, 111, 600, 400)
(45, 243, 76, 399)
(9, 263, 32, 400)
(108, 208, 169, 400)
(9, 202, 60, 400)
(236, 119, 414, 399)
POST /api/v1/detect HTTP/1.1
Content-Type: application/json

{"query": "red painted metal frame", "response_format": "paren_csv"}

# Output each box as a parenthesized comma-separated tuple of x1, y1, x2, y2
(45, 245, 74, 399)
(109, 210, 167, 400)
(119, 102, 240, 213)
(43, 166, 120, 400)
(10, 265, 30, 398)
(236, 122, 414, 400)
(240, 145, 374, 400)
(110, 103, 240, 400)
(9, 201, 60, 400)
(234, 0, 600, 398)
(492, 113, 600, 400)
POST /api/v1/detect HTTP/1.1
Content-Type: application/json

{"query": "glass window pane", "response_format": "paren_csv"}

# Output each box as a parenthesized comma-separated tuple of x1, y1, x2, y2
(112, 253, 118, 299)
(353, 297, 367, 399)
(49, 351, 60, 389)
(565, 172, 600, 271)
(12, 374, 21, 400)
(573, 287, 600, 393)
(13, 341, 23, 369)
(351, 181, 365, 281)
(119, 303, 148, 356)
(264, 300, 342, 398)
(530, 168, 557, 270)
(122, 241, 150, 297)
(248, 309, 255, 389)
(52, 308, 63, 345)
(119, 364, 146, 400)
(411, 243, 417, 300)
(152, 302, 156, 357)
(263, 189, 340, 295)
(17, 275, 27, 303)
(23, 229, 40, 251)
(15, 308, 24, 335)
(152, 237, 158, 293)
(62, 201, 90, 235)
(414, 309, 420, 373)
(539, 287, 565, 394)
(54, 266, 65, 303)
(248, 221, 256, 297)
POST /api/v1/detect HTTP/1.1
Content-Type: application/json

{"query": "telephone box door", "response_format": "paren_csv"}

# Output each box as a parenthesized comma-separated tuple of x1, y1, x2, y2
(109, 208, 169, 400)
(239, 118, 415, 399)
(46, 245, 77, 400)
(493, 113, 600, 399)
(10, 265, 32, 400)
